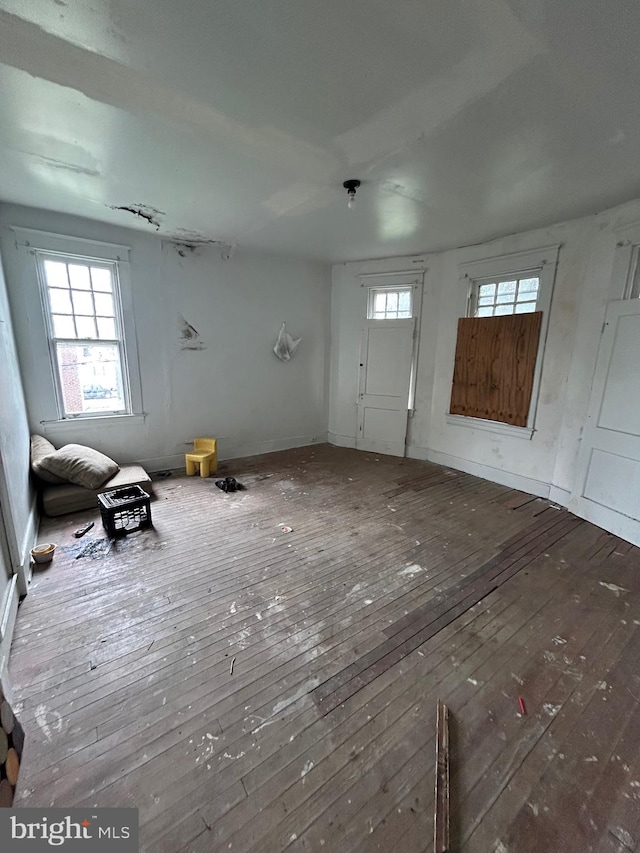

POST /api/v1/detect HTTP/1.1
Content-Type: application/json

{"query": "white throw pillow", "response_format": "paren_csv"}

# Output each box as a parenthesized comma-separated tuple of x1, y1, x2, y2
(40, 444, 120, 490)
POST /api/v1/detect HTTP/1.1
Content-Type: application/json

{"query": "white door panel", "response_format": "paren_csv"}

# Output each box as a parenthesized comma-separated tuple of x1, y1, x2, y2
(357, 319, 414, 456)
(570, 300, 640, 545)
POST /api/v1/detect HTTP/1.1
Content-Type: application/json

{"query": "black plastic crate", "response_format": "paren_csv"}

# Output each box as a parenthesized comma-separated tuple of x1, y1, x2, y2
(97, 485, 152, 537)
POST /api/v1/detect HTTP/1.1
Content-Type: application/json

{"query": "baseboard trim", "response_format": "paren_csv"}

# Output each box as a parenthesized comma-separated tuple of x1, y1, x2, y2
(548, 485, 571, 507)
(138, 454, 184, 473)
(0, 575, 19, 676)
(405, 444, 429, 461)
(16, 495, 38, 596)
(327, 433, 356, 449)
(425, 449, 551, 498)
(140, 433, 329, 473)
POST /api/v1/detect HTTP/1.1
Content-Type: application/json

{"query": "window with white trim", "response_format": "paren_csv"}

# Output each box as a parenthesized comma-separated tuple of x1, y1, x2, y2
(36, 252, 131, 418)
(446, 245, 560, 437)
(367, 286, 413, 319)
(470, 274, 540, 317)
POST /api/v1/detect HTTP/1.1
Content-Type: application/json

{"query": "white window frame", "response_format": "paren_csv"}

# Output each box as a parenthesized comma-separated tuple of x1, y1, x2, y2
(469, 273, 540, 317)
(12, 227, 144, 426)
(447, 244, 560, 439)
(367, 285, 413, 320)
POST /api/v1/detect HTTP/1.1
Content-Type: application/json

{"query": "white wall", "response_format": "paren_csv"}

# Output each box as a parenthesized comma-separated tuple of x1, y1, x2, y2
(0, 251, 34, 673)
(329, 197, 640, 503)
(0, 253, 36, 572)
(0, 204, 331, 470)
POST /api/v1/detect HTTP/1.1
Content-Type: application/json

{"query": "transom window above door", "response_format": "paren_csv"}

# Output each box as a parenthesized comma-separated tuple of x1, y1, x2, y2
(368, 286, 413, 319)
(471, 275, 540, 317)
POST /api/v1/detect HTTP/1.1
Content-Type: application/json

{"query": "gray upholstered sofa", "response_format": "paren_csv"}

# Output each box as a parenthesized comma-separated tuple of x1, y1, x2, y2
(30, 435, 153, 517)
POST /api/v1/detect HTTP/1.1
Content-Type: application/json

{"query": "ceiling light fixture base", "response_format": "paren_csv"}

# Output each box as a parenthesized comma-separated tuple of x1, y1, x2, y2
(343, 179, 361, 209)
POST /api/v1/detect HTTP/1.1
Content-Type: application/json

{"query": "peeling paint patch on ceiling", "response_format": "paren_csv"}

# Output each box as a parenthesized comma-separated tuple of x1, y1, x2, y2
(109, 203, 165, 230)
(2, 1, 640, 261)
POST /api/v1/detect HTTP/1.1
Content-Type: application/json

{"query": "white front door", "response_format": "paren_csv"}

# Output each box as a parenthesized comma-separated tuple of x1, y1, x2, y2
(570, 300, 640, 546)
(356, 319, 415, 456)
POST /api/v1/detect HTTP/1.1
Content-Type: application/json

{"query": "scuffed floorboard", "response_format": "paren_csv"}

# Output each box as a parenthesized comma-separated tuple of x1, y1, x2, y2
(8, 445, 640, 853)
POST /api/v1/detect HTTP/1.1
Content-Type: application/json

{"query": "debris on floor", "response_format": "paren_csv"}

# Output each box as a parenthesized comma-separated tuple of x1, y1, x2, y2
(434, 699, 450, 853)
(518, 696, 527, 715)
(64, 538, 113, 560)
(215, 477, 245, 492)
(155, 470, 172, 478)
(74, 521, 94, 538)
(278, 524, 293, 533)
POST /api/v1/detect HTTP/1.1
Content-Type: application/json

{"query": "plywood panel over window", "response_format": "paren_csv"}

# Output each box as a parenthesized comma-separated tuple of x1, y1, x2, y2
(449, 312, 542, 427)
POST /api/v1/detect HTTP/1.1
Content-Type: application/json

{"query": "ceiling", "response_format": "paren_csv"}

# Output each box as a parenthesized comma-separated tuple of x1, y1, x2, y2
(1, 0, 640, 262)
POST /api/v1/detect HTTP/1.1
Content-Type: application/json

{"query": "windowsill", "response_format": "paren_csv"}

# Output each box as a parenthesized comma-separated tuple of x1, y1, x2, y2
(40, 413, 146, 433)
(445, 413, 534, 440)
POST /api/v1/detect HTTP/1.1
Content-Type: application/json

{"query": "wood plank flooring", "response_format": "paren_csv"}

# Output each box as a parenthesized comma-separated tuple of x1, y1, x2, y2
(7, 445, 640, 852)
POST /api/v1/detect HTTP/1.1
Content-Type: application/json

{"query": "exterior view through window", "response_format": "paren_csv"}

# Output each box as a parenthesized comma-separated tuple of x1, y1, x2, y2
(38, 254, 129, 417)
(472, 276, 540, 317)
(368, 287, 413, 319)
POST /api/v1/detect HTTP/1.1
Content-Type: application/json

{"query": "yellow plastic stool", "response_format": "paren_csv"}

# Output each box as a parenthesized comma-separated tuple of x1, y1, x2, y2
(185, 437, 218, 478)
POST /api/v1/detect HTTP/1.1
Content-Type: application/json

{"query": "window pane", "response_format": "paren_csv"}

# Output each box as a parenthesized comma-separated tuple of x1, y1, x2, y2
(48, 288, 72, 313)
(494, 304, 513, 315)
(515, 302, 536, 313)
(476, 306, 493, 317)
(52, 314, 76, 337)
(496, 281, 516, 303)
(478, 283, 496, 298)
(68, 264, 91, 290)
(71, 290, 94, 315)
(44, 261, 69, 288)
(478, 295, 495, 306)
(370, 288, 414, 319)
(398, 291, 411, 312)
(94, 292, 114, 316)
(96, 317, 116, 339)
(56, 342, 125, 415)
(90, 267, 113, 292)
(518, 277, 539, 294)
(516, 289, 536, 302)
(75, 316, 97, 338)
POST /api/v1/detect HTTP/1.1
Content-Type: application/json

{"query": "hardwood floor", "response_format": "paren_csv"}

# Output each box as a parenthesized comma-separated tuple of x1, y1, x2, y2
(8, 445, 640, 852)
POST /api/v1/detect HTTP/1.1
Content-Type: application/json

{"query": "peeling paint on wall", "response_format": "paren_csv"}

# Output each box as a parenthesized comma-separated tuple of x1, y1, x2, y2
(168, 230, 236, 260)
(168, 241, 199, 258)
(178, 315, 206, 351)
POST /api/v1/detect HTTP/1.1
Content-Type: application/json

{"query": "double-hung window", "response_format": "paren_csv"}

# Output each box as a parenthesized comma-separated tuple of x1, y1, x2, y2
(36, 252, 130, 418)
